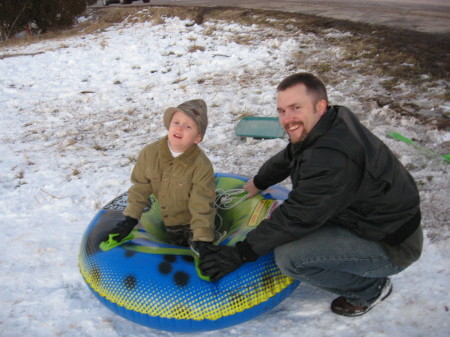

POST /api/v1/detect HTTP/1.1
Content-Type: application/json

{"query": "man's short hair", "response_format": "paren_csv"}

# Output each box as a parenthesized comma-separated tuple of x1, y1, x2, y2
(277, 72, 328, 104)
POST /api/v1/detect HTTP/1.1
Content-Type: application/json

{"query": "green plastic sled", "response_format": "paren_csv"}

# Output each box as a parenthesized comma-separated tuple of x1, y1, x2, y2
(235, 116, 285, 139)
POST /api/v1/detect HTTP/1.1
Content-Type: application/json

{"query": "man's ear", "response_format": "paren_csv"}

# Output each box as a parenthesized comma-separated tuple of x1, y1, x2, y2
(316, 99, 327, 115)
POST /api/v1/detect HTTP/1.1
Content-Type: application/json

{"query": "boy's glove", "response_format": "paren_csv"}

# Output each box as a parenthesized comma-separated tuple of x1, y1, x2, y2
(166, 224, 192, 247)
(108, 216, 138, 241)
(198, 240, 259, 282)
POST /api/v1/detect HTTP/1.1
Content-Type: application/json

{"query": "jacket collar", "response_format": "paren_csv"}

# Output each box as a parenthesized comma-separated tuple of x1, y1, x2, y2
(159, 135, 201, 166)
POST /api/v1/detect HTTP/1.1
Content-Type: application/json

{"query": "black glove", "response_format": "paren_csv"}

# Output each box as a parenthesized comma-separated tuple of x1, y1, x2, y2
(198, 240, 259, 282)
(166, 224, 192, 247)
(190, 240, 214, 256)
(108, 216, 138, 241)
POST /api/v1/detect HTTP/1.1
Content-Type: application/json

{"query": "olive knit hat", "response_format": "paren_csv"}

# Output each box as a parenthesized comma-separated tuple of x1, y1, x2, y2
(163, 99, 208, 138)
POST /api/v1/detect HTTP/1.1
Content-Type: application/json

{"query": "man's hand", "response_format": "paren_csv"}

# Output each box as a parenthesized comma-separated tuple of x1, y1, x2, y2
(198, 241, 259, 282)
(190, 240, 214, 256)
(198, 245, 244, 282)
(107, 216, 138, 241)
(243, 178, 261, 199)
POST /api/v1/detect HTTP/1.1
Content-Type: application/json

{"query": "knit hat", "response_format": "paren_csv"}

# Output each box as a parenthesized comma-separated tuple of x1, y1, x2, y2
(163, 99, 208, 138)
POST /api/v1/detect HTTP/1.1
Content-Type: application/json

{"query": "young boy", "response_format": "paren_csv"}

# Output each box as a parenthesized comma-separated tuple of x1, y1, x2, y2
(107, 99, 216, 247)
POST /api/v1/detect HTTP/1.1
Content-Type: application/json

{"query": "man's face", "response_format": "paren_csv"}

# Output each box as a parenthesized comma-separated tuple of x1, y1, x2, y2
(277, 84, 326, 143)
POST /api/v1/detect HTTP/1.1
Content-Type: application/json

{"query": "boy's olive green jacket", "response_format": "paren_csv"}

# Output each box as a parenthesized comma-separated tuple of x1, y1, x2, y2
(123, 136, 216, 242)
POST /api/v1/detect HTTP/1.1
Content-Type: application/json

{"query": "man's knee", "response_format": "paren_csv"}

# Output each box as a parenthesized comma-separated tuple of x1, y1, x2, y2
(274, 243, 311, 278)
(274, 244, 291, 274)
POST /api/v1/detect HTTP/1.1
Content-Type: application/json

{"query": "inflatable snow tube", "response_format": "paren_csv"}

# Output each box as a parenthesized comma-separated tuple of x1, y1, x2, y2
(78, 173, 299, 332)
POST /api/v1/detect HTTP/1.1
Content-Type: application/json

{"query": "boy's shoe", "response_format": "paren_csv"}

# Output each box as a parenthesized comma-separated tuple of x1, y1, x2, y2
(331, 278, 393, 317)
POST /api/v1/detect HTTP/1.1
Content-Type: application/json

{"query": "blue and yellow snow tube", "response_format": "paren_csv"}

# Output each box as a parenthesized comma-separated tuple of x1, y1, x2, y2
(78, 173, 299, 332)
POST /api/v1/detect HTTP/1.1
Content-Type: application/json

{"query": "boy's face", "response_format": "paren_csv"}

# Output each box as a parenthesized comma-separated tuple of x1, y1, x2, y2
(168, 110, 202, 152)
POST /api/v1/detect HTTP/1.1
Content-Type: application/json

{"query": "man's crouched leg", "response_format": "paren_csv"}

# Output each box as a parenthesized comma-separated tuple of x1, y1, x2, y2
(274, 223, 404, 316)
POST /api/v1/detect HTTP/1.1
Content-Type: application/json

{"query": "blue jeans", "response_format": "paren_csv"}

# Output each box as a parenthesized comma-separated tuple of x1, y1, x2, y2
(274, 223, 406, 305)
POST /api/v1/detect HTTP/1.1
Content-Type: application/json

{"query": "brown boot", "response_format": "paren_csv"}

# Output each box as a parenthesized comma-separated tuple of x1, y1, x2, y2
(331, 278, 393, 317)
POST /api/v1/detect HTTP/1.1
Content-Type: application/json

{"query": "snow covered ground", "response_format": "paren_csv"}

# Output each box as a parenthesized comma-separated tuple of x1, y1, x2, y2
(0, 8, 449, 337)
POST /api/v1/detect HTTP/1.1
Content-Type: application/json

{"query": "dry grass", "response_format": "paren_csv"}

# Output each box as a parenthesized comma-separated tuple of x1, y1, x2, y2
(1, 5, 448, 128)
(188, 45, 205, 53)
(3, 5, 447, 80)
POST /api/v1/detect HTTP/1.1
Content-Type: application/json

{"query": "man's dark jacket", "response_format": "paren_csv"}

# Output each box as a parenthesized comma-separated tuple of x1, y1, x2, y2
(246, 105, 423, 267)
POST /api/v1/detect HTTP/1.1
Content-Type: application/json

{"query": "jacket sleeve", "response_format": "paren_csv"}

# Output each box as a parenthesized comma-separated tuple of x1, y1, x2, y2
(123, 147, 154, 220)
(188, 159, 216, 242)
(246, 148, 361, 256)
(253, 145, 292, 190)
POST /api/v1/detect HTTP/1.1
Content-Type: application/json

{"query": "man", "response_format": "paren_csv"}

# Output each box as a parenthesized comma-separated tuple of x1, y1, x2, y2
(199, 73, 423, 317)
